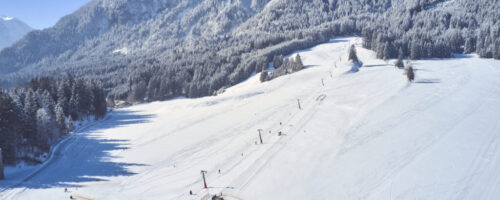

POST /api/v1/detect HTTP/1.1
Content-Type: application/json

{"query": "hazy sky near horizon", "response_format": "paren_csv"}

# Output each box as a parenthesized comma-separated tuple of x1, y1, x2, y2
(0, 0, 92, 29)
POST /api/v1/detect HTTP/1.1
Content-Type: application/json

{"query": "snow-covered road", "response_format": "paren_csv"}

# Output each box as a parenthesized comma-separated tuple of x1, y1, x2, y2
(1, 37, 500, 200)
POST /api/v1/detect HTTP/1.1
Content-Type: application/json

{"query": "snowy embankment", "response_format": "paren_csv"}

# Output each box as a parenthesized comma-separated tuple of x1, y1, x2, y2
(1, 37, 500, 200)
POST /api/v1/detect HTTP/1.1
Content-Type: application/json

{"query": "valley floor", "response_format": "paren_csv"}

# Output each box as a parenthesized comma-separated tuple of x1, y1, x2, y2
(1, 37, 500, 200)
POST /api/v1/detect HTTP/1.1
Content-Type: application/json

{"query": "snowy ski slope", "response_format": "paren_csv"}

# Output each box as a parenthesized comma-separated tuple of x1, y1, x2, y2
(1, 37, 500, 200)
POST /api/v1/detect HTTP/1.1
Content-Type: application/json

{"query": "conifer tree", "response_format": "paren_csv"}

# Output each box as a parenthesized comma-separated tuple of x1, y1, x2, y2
(91, 81, 107, 119)
(0, 89, 23, 163)
(69, 84, 80, 120)
(57, 79, 71, 116)
(260, 71, 268, 82)
(41, 90, 56, 116)
(294, 54, 304, 71)
(67, 116, 75, 132)
(395, 47, 405, 69)
(348, 45, 359, 63)
(273, 55, 283, 69)
(55, 102, 66, 132)
(464, 37, 475, 54)
(23, 90, 39, 121)
(410, 42, 420, 60)
(407, 66, 415, 82)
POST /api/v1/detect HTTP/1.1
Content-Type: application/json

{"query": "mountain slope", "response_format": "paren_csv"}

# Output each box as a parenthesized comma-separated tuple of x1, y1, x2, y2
(0, 16, 32, 51)
(0, 0, 267, 73)
(0, 0, 498, 100)
(1, 37, 500, 200)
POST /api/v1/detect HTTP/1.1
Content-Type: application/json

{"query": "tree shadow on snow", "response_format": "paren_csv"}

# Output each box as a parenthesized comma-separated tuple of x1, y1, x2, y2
(304, 65, 320, 68)
(363, 64, 387, 68)
(344, 61, 364, 74)
(415, 78, 441, 84)
(452, 54, 475, 59)
(1, 110, 154, 189)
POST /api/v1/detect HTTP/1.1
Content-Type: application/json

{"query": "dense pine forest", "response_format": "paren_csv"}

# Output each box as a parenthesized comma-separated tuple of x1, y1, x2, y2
(0, 75, 106, 164)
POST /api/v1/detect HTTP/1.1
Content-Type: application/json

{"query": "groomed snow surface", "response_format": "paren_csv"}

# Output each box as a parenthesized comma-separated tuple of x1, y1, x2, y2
(1, 37, 500, 200)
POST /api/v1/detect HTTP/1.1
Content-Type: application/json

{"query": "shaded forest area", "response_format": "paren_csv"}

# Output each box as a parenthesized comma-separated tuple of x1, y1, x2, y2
(0, 75, 106, 164)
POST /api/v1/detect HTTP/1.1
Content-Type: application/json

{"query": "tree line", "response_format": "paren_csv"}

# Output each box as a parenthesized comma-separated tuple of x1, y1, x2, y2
(261, 54, 305, 82)
(0, 75, 106, 164)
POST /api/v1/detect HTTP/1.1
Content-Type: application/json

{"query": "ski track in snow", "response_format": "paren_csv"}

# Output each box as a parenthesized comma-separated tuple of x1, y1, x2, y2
(1, 37, 500, 200)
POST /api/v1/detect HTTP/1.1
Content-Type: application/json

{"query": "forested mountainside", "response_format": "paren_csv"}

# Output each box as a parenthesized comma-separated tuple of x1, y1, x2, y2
(0, 16, 32, 50)
(0, 0, 498, 103)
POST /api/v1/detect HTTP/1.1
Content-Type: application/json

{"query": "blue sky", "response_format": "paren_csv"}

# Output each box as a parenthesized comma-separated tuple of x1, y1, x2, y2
(0, 0, 92, 29)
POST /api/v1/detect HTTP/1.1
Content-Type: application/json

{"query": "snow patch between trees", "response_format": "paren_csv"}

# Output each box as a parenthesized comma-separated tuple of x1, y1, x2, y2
(112, 47, 129, 55)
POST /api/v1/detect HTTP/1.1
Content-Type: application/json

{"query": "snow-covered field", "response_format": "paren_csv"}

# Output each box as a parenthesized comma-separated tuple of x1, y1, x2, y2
(1, 37, 500, 200)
